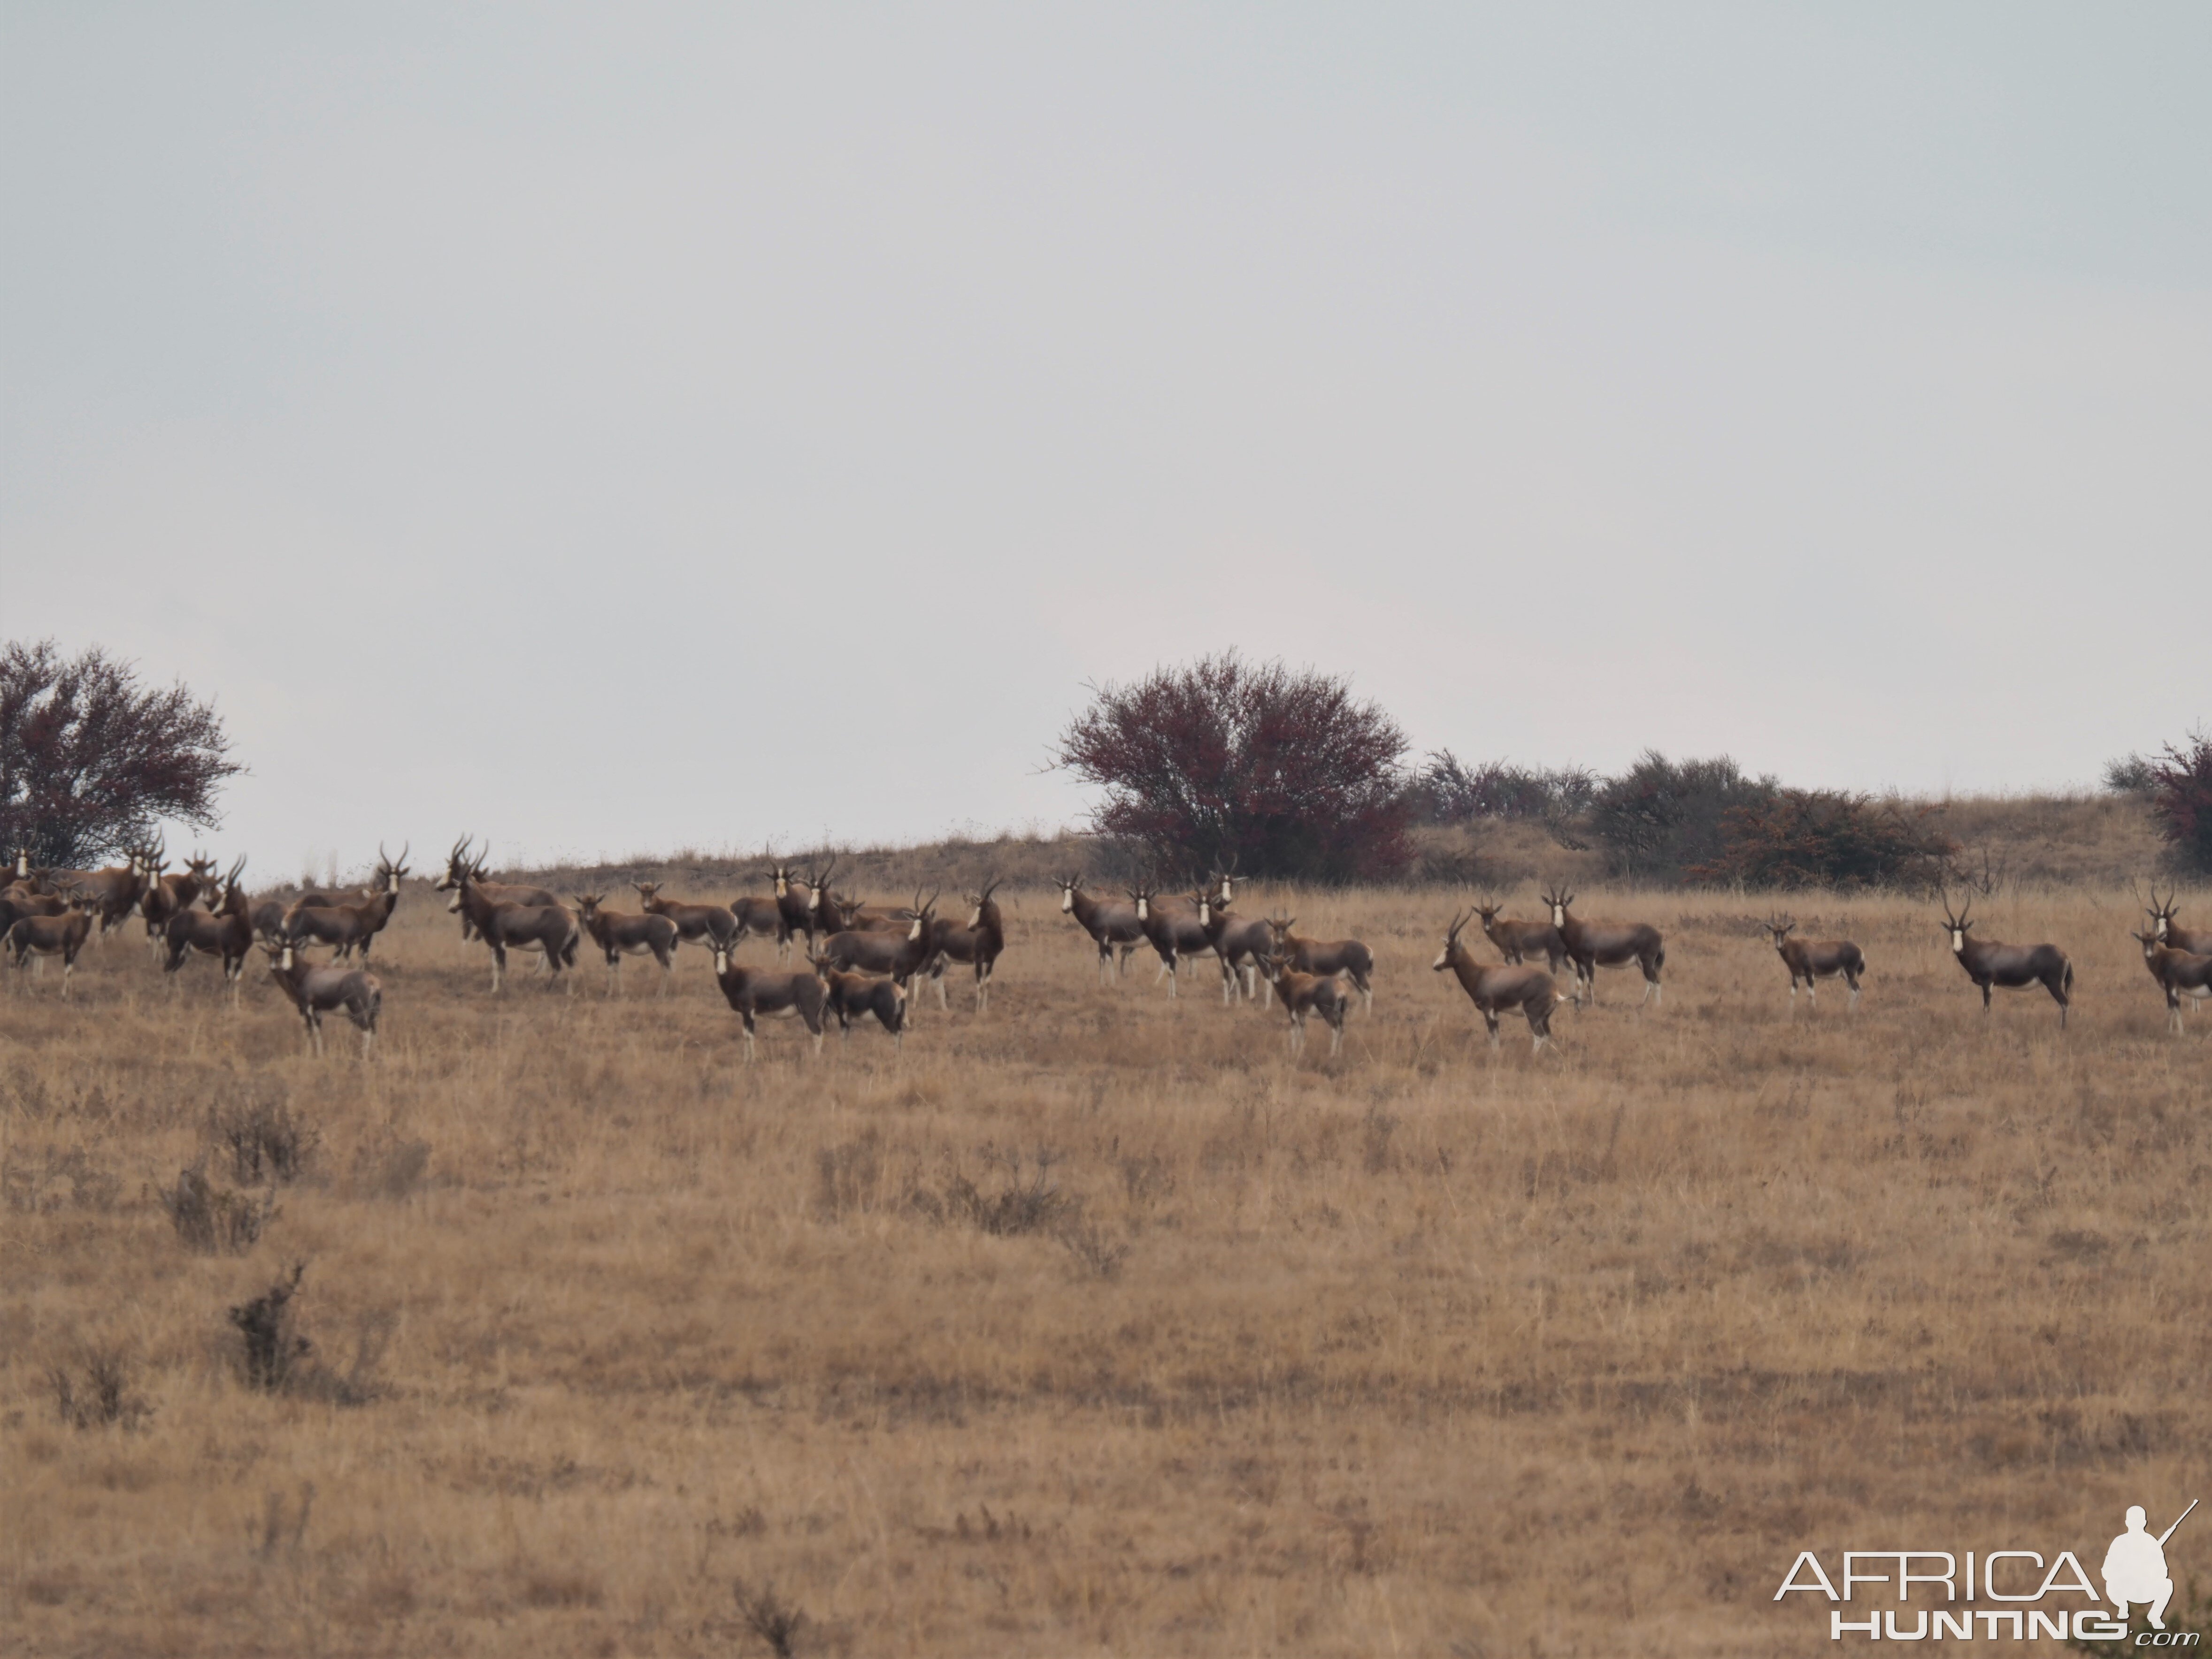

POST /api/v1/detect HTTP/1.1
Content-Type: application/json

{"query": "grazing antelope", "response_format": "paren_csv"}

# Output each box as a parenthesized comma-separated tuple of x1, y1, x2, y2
(435, 837, 558, 941)
(162, 858, 255, 998)
(633, 878, 738, 954)
(1263, 914, 1375, 1015)
(924, 877, 1007, 1012)
(1254, 948, 1350, 1059)
(574, 893, 679, 996)
(1472, 896, 1567, 976)
(2131, 930, 2212, 1034)
(453, 868, 579, 993)
(818, 891, 939, 1006)
(709, 937, 830, 1062)
(7, 890, 96, 995)
(1056, 875, 1146, 984)
(1938, 894, 2072, 1027)
(263, 940, 382, 1057)
(1195, 894, 1275, 1003)
(2144, 888, 2212, 961)
(283, 844, 410, 962)
(1432, 909, 1566, 1053)
(1130, 881, 1213, 997)
(812, 954, 908, 1048)
(1541, 886, 1665, 1006)
(1763, 916, 1866, 1007)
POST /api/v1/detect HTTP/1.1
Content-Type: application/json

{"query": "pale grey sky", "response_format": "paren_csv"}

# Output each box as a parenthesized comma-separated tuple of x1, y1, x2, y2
(4, 6, 2207, 877)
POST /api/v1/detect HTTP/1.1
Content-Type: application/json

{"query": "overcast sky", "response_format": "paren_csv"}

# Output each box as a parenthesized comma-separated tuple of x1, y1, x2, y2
(4, 6, 2207, 878)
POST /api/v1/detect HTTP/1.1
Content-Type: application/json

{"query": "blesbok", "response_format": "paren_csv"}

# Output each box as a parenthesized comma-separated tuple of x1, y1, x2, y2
(283, 844, 410, 962)
(435, 837, 558, 941)
(1431, 908, 1566, 1054)
(729, 870, 790, 953)
(1263, 914, 1375, 1015)
(2131, 930, 2212, 1035)
(1129, 881, 1213, 997)
(833, 889, 914, 932)
(1055, 875, 1145, 985)
(2144, 888, 2212, 961)
(1194, 893, 1274, 1003)
(72, 844, 155, 941)
(634, 879, 739, 954)
(773, 859, 828, 958)
(1473, 896, 1567, 976)
(1938, 894, 2072, 1027)
(812, 954, 908, 1048)
(453, 868, 579, 993)
(162, 857, 255, 998)
(1254, 948, 1350, 1059)
(1763, 916, 1866, 1007)
(709, 936, 830, 1062)
(1541, 886, 1665, 1006)
(818, 890, 939, 1007)
(263, 940, 382, 1057)
(144, 851, 223, 951)
(924, 877, 1007, 1011)
(574, 894, 679, 996)
(6, 890, 96, 995)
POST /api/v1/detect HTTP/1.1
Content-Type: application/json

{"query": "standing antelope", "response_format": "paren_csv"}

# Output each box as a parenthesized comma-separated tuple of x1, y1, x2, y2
(435, 838, 558, 941)
(2131, 930, 2212, 1035)
(1254, 948, 1350, 1059)
(1130, 881, 1213, 998)
(263, 940, 382, 1056)
(2145, 888, 2212, 961)
(729, 870, 789, 953)
(1939, 894, 2072, 1027)
(1195, 894, 1274, 1003)
(812, 954, 908, 1048)
(634, 879, 739, 953)
(1263, 914, 1375, 1015)
(818, 890, 939, 1007)
(710, 937, 830, 1062)
(1763, 916, 1866, 1007)
(7, 890, 96, 995)
(1431, 909, 1566, 1053)
(145, 851, 222, 952)
(924, 877, 1007, 1012)
(574, 894, 679, 995)
(1542, 886, 1665, 1006)
(1056, 875, 1145, 984)
(283, 844, 410, 962)
(775, 860, 828, 959)
(1472, 897, 1567, 976)
(453, 869, 578, 993)
(162, 858, 255, 998)
(73, 845, 154, 941)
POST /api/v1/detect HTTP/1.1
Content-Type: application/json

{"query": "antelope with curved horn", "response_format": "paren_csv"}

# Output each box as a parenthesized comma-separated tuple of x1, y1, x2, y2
(452, 866, 578, 993)
(633, 878, 739, 954)
(1432, 908, 1566, 1054)
(924, 877, 1006, 1012)
(818, 889, 939, 1006)
(811, 952, 908, 1049)
(574, 893, 679, 996)
(1194, 892, 1275, 1003)
(1541, 885, 1665, 1006)
(2143, 887, 2212, 961)
(830, 894, 912, 932)
(1939, 892, 2072, 1027)
(1130, 879, 1213, 998)
(263, 940, 382, 1057)
(435, 837, 557, 941)
(1254, 946, 1350, 1059)
(1763, 915, 1866, 1007)
(71, 842, 156, 942)
(728, 869, 790, 953)
(1263, 913, 1375, 1015)
(144, 849, 222, 953)
(282, 844, 410, 962)
(2131, 928, 2212, 1035)
(1472, 895, 1567, 976)
(161, 857, 255, 999)
(710, 936, 830, 1062)
(1055, 874, 1145, 985)
(6, 887, 96, 995)
(775, 859, 828, 960)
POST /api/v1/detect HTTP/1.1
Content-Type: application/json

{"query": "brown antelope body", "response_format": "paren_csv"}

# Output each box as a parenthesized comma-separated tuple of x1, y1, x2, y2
(1131, 882, 1213, 997)
(454, 870, 578, 993)
(162, 859, 255, 998)
(1543, 886, 1665, 1005)
(1940, 895, 2071, 1027)
(774, 860, 827, 959)
(264, 941, 382, 1056)
(1255, 949, 1349, 1058)
(1432, 909, 1564, 1053)
(1196, 896, 1274, 1003)
(1056, 875, 1145, 984)
(710, 938, 829, 1062)
(1764, 916, 1866, 1006)
(924, 878, 1006, 1011)
(2145, 889, 2212, 965)
(284, 844, 410, 962)
(1265, 914, 1375, 1015)
(634, 879, 738, 953)
(145, 852, 222, 950)
(436, 838, 558, 942)
(1473, 899, 1567, 976)
(2132, 931, 2212, 1034)
(814, 958, 907, 1048)
(818, 891, 938, 1005)
(7, 893, 95, 994)
(74, 847, 154, 940)
(575, 894, 678, 995)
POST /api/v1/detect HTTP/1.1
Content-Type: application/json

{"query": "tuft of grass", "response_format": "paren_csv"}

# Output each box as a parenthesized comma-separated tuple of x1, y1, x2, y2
(733, 1579, 806, 1659)
(154, 1164, 275, 1254)
(210, 1096, 319, 1186)
(47, 1348, 151, 1431)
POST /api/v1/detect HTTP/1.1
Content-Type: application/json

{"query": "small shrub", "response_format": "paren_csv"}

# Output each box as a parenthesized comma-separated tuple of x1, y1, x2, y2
(933, 1148, 1069, 1236)
(1692, 790, 1956, 891)
(155, 1165, 276, 1254)
(2104, 751, 2159, 797)
(211, 1097, 319, 1186)
(1056, 1217, 1130, 1280)
(733, 1578, 806, 1659)
(2146, 727, 2212, 874)
(1582, 751, 1778, 882)
(48, 1349, 152, 1431)
(228, 1261, 312, 1391)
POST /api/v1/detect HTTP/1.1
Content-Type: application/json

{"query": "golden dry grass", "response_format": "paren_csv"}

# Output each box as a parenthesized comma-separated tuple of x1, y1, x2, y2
(2, 872, 2207, 1656)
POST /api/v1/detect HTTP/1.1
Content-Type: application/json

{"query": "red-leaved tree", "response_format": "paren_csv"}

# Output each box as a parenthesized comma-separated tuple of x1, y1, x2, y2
(2147, 726, 2212, 874)
(0, 640, 241, 869)
(1053, 652, 1410, 882)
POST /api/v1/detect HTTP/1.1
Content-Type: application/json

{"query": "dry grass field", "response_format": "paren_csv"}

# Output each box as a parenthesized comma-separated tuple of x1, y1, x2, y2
(4, 864, 2209, 1656)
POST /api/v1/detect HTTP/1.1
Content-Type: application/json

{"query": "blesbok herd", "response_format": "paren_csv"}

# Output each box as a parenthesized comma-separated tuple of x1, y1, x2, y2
(8, 833, 2210, 1059)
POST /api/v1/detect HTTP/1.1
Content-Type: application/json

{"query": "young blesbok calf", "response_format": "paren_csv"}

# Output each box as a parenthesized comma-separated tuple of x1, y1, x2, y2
(1473, 897, 1567, 976)
(924, 878, 1007, 1012)
(1255, 948, 1350, 1059)
(634, 879, 738, 954)
(1264, 914, 1375, 1014)
(162, 858, 256, 999)
(1542, 886, 1665, 1006)
(1763, 916, 1866, 1007)
(1131, 881, 1213, 998)
(453, 869, 578, 993)
(1056, 875, 1146, 985)
(710, 937, 830, 1062)
(7, 890, 96, 995)
(263, 940, 382, 1056)
(818, 891, 939, 1009)
(283, 844, 410, 962)
(812, 954, 908, 1049)
(2131, 930, 2212, 1034)
(1939, 894, 2072, 1028)
(574, 894, 678, 996)
(1431, 908, 1566, 1053)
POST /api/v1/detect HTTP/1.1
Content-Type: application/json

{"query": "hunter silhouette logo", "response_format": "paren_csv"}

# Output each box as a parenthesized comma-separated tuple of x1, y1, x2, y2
(2108, 1501, 2197, 1631)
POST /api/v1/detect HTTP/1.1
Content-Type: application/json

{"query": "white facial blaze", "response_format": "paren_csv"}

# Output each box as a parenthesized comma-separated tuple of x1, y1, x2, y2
(908, 915, 923, 941)
(1951, 929, 1965, 953)
(447, 892, 462, 913)
(1432, 947, 1451, 970)
(1552, 905, 1565, 927)
(1060, 887, 1074, 913)
(1198, 900, 1210, 926)
(1136, 897, 1148, 921)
